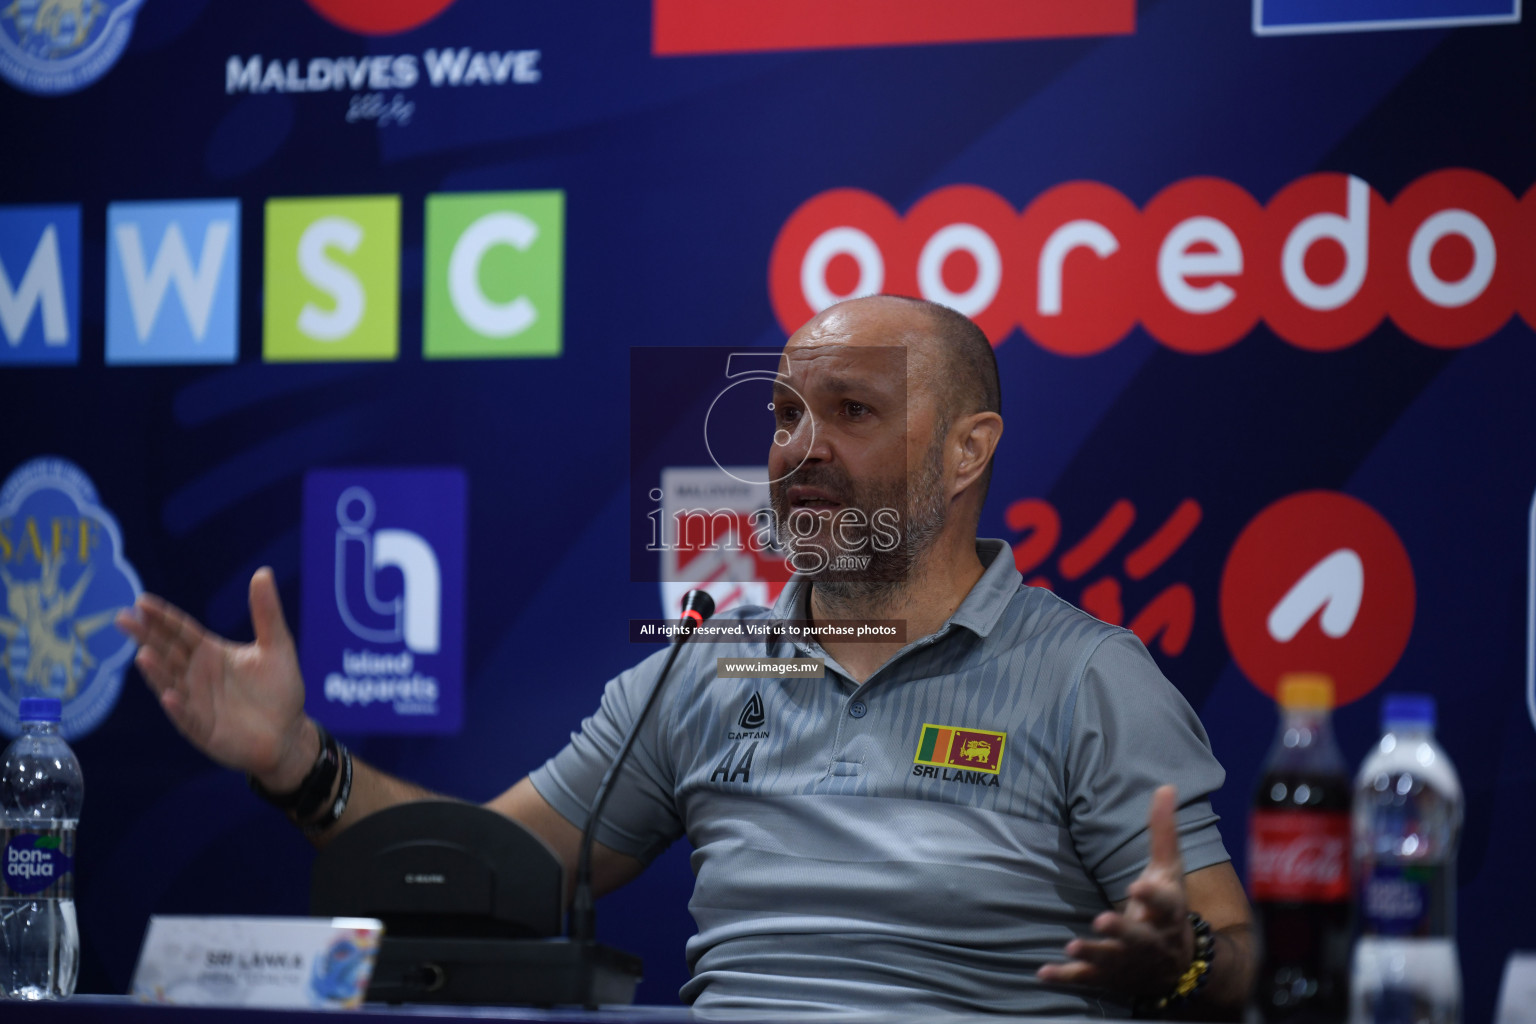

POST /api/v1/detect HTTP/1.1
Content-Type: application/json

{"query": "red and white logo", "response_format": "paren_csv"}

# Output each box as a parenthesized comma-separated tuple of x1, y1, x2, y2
(305, 0, 457, 36)
(1220, 491, 1415, 705)
(1248, 810, 1350, 902)
(769, 170, 1536, 353)
(1006, 495, 1201, 658)
(653, 0, 1133, 56)
(655, 467, 789, 618)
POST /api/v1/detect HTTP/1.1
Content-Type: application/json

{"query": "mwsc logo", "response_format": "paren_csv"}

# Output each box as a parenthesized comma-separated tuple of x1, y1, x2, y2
(0, 0, 144, 96)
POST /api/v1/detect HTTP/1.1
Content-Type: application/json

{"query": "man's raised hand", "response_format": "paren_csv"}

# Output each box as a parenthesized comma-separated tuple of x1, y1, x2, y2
(1037, 784, 1195, 997)
(114, 567, 317, 791)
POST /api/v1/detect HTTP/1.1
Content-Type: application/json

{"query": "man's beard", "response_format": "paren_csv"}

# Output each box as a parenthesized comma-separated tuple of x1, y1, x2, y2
(769, 433, 948, 614)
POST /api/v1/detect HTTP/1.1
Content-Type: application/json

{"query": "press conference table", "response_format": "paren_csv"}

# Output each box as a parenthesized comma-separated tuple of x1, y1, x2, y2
(7, 996, 1126, 1024)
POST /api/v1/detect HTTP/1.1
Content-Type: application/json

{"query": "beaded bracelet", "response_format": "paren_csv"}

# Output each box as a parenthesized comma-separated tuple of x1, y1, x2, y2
(1137, 912, 1216, 1016)
(302, 744, 353, 836)
(247, 723, 340, 822)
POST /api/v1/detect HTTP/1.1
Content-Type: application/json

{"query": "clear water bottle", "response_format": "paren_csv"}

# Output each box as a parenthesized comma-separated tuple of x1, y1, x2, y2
(1349, 694, 1462, 1024)
(1, 698, 84, 1000)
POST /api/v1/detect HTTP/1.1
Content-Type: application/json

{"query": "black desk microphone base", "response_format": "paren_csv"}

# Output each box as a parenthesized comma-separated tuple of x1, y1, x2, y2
(310, 802, 643, 1008)
(365, 936, 643, 1008)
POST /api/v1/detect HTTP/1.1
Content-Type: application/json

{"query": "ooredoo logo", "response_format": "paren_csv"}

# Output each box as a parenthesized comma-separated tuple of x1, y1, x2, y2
(1220, 491, 1414, 705)
(769, 170, 1536, 355)
(305, 0, 456, 36)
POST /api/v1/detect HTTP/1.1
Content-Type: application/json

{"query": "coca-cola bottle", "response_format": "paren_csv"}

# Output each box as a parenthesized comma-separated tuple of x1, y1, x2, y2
(1249, 674, 1352, 1023)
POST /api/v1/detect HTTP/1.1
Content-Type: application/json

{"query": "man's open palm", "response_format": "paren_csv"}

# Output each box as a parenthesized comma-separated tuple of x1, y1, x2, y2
(1038, 784, 1194, 996)
(115, 567, 310, 784)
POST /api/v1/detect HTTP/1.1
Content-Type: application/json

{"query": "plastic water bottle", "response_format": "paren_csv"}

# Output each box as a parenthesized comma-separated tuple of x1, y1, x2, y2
(1, 698, 84, 1001)
(1349, 694, 1462, 1024)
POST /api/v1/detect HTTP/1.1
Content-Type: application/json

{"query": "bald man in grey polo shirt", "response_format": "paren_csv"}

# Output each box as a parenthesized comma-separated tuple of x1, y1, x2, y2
(123, 295, 1256, 1018)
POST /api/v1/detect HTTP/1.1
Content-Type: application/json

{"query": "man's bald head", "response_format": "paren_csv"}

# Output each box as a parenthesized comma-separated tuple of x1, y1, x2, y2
(882, 296, 1001, 425)
(788, 295, 1000, 423)
(785, 294, 1002, 507)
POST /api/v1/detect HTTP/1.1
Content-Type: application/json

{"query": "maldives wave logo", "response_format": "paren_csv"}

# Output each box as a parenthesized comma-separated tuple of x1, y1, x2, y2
(0, 0, 144, 96)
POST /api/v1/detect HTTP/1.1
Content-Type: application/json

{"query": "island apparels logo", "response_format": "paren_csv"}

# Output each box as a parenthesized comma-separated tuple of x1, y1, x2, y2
(0, 0, 144, 96)
(0, 457, 141, 739)
(300, 468, 466, 735)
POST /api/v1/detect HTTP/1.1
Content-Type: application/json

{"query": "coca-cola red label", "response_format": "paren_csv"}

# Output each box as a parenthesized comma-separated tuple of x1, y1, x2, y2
(1248, 810, 1350, 902)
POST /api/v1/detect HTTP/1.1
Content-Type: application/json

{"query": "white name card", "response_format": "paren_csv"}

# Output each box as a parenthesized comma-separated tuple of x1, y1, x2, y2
(1497, 952, 1536, 1024)
(130, 915, 384, 1010)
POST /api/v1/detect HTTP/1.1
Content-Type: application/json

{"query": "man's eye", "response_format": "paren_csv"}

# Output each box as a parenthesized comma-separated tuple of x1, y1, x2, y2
(776, 405, 801, 423)
(844, 402, 868, 419)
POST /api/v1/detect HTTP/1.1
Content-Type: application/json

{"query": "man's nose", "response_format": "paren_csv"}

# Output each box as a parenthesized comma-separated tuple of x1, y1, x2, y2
(772, 413, 830, 467)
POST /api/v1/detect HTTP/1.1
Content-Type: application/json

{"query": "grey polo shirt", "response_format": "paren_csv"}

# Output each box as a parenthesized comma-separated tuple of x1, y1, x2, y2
(529, 539, 1230, 1016)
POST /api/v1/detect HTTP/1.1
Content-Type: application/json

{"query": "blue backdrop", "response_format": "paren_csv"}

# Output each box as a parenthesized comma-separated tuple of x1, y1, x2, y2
(1, 1, 1533, 1016)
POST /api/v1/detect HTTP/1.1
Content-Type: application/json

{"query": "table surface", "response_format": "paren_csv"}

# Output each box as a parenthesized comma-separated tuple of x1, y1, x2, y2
(3, 994, 1114, 1023)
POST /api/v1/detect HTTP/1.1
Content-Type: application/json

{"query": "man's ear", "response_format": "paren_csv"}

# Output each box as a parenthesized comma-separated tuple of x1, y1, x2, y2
(951, 412, 1003, 498)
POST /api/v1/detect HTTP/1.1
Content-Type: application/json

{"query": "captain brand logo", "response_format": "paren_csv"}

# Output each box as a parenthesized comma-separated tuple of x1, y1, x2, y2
(771, 170, 1536, 355)
(913, 723, 1006, 775)
(301, 468, 466, 735)
(106, 200, 241, 366)
(0, 205, 80, 366)
(1255, 0, 1519, 36)
(424, 191, 564, 359)
(653, 0, 1133, 55)
(738, 692, 765, 730)
(264, 196, 401, 362)
(728, 691, 770, 741)
(0, 0, 144, 96)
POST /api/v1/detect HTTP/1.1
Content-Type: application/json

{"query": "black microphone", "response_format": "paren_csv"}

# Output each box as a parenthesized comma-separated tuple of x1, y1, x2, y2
(569, 589, 715, 943)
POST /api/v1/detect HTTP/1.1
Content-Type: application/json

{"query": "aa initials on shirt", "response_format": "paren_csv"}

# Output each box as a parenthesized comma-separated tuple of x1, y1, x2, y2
(709, 740, 759, 783)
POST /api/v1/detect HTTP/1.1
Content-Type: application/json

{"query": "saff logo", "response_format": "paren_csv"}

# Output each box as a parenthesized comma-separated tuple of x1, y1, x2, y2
(0, 0, 144, 96)
(264, 196, 401, 362)
(0, 205, 79, 365)
(300, 469, 466, 735)
(424, 191, 564, 359)
(0, 457, 141, 740)
(106, 200, 241, 365)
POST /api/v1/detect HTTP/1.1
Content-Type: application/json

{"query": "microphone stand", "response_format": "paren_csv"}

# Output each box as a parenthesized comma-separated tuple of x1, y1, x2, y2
(570, 590, 714, 945)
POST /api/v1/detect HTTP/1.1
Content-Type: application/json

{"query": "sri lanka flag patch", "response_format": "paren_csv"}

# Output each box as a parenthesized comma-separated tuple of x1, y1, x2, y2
(913, 723, 1006, 774)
